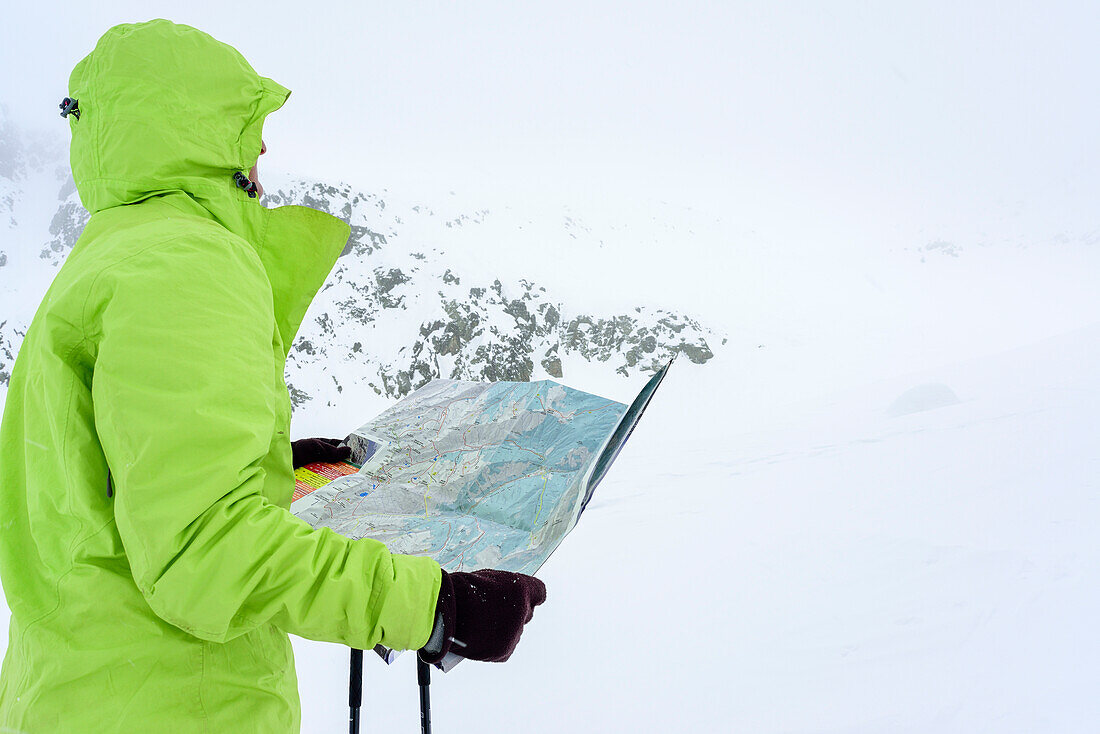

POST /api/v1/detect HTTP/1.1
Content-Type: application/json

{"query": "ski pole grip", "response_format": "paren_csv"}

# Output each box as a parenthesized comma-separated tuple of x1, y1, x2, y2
(418, 656, 431, 687)
(349, 648, 363, 708)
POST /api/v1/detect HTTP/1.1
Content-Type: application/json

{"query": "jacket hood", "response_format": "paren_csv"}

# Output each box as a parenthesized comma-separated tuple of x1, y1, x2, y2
(65, 19, 351, 358)
(67, 19, 283, 223)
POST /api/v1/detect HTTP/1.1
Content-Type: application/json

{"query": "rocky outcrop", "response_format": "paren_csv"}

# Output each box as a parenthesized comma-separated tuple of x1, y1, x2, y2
(0, 122, 721, 406)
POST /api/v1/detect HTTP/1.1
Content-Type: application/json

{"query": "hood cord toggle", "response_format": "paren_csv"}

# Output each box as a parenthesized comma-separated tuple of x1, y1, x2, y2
(233, 171, 258, 198)
(59, 97, 80, 119)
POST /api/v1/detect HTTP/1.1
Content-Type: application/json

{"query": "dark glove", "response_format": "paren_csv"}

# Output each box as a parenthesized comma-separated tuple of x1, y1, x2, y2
(291, 437, 351, 469)
(419, 568, 547, 664)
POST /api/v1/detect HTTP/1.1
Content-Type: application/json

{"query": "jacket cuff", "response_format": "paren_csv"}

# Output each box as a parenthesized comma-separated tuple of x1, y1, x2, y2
(375, 553, 442, 651)
(418, 570, 455, 665)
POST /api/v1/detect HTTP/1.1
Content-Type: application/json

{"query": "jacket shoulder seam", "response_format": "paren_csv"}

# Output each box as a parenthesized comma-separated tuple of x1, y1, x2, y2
(78, 231, 265, 344)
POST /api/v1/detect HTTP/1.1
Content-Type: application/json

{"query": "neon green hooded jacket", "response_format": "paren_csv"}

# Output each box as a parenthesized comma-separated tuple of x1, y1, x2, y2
(0, 19, 441, 732)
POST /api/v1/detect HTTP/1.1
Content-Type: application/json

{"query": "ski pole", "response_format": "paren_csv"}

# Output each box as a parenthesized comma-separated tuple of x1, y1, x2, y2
(417, 656, 432, 734)
(349, 647, 363, 734)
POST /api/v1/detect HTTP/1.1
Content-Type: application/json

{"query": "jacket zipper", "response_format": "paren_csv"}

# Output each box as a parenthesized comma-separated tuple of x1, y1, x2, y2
(107, 468, 113, 498)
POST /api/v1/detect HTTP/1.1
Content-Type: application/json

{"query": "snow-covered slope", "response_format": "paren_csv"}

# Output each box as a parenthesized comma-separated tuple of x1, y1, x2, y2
(0, 113, 721, 416)
(286, 324, 1099, 733)
(1, 108, 1098, 732)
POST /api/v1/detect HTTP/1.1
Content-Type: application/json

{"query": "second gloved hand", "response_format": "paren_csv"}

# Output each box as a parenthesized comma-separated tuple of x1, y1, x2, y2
(291, 437, 351, 469)
(419, 569, 547, 664)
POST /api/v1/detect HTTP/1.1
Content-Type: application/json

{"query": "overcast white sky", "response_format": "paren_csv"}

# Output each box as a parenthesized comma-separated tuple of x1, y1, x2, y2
(2, 1, 1098, 250)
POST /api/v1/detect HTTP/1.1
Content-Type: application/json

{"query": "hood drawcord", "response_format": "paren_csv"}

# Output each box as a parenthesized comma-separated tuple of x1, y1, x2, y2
(59, 97, 80, 119)
(233, 171, 258, 198)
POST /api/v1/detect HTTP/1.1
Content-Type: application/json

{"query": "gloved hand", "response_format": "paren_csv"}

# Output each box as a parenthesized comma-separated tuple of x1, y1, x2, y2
(291, 437, 351, 469)
(419, 568, 547, 664)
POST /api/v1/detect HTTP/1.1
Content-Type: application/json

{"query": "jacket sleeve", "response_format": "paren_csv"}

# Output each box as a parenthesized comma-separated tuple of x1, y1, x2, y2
(89, 234, 440, 650)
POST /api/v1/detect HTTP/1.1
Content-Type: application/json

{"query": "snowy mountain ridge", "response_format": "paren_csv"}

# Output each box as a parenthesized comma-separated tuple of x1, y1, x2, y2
(0, 113, 722, 411)
(2, 105, 1099, 733)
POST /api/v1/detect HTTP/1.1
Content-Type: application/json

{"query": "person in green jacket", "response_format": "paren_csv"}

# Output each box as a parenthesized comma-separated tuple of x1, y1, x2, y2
(0, 18, 545, 732)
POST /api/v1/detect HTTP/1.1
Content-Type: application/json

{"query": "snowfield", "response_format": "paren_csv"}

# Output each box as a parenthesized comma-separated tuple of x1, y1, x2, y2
(289, 321, 1099, 733)
(2, 118, 1098, 730)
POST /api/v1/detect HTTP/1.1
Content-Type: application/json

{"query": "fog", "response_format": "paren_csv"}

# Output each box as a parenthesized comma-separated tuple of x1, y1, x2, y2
(3, 1, 1097, 251)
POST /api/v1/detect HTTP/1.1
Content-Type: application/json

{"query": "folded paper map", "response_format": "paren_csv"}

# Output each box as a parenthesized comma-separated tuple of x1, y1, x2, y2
(291, 359, 672, 668)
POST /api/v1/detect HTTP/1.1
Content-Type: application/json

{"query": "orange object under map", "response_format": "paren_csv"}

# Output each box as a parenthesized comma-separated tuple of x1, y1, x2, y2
(292, 460, 362, 502)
